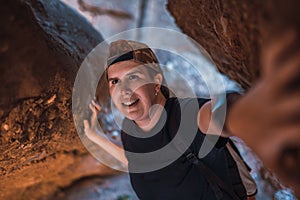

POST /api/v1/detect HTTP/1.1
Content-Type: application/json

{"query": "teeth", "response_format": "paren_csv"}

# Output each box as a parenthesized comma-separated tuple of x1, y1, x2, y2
(122, 99, 138, 106)
(123, 101, 134, 106)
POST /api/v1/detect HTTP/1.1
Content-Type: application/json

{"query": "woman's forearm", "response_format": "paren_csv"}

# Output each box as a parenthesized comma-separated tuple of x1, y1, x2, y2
(198, 92, 242, 137)
(89, 130, 128, 167)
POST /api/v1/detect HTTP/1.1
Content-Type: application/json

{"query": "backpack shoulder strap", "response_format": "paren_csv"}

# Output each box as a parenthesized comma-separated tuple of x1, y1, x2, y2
(169, 97, 244, 200)
(174, 138, 242, 200)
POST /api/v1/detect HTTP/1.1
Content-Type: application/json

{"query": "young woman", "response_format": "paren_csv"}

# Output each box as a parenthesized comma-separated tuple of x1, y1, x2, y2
(84, 40, 257, 200)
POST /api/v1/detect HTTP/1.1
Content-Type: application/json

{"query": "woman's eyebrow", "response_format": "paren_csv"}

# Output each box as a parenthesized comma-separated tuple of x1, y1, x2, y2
(126, 70, 143, 76)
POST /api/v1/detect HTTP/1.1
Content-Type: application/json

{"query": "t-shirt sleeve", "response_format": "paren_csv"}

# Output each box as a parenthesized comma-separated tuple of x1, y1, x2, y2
(177, 98, 228, 150)
(196, 98, 228, 148)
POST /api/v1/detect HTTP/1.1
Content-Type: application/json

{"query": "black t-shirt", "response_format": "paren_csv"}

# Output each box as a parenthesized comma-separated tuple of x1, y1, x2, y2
(121, 97, 245, 200)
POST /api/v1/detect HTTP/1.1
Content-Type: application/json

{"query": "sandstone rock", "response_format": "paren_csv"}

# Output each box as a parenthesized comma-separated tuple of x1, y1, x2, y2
(167, 0, 300, 89)
(0, 1, 123, 199)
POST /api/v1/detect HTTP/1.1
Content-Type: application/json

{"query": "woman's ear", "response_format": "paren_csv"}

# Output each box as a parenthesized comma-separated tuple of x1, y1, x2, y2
(154, 73, 163, 85)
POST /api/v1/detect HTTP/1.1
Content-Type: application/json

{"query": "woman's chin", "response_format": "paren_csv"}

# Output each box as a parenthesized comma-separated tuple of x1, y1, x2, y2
(125, 112, 148, 124)
(126, 113, 141, 121)
(122, 107, 143, 121)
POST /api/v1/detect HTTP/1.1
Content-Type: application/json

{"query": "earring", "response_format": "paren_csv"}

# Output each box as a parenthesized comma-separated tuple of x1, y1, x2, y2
(155, 87, 159, 96)
(155, 85, 160, 96)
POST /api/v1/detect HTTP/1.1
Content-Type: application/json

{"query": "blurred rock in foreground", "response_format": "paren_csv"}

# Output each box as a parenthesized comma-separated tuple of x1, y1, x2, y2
(0, 0, 136, 199)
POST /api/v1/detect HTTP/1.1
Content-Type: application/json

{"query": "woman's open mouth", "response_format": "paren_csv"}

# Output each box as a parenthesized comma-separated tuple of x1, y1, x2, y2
(122, 99, 139, 108)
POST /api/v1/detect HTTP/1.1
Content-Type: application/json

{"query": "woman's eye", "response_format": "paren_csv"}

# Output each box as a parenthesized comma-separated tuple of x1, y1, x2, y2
(129, 75, 139, 80)
(111, 79, 119, 85)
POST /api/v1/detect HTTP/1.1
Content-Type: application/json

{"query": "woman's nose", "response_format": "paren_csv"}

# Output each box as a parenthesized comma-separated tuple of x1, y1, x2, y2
(120, 82, 132, 96)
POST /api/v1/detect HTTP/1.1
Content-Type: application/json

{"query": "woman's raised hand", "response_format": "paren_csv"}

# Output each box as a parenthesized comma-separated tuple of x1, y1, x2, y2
(83, 99, 108, 142)
(83, 100, 128, 166)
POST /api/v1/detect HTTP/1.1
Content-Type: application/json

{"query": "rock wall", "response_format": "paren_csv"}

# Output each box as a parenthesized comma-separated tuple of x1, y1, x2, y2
(0, 0, 101, 110)
(0, 1, 129, 199)
(167, 0, 300, 89)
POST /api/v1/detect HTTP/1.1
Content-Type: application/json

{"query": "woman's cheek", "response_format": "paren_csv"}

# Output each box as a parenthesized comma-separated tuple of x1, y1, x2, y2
(110, 87, 119, 101)
(130, 82, 143, 93)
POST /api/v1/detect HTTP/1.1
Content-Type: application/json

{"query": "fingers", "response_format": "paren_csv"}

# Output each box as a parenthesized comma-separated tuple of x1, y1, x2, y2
(279, 145, 300, 179)
(89, 103, 98, 127)
(276, 127, 300, 179)
(274, 49, 300, 92)
(89, 102, 97, 113)
(254, 124, 300, 176)
(274, 92, 300, 120)
(91, 99, 102, 112)
(262, 30, 297, 76)
(89, 100, 101, 114)
(86, 99, 102, 129)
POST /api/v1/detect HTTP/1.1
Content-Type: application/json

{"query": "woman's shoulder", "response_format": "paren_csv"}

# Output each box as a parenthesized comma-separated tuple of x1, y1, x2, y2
(164, 97, 210, 132)
(166, 97, 210, 111)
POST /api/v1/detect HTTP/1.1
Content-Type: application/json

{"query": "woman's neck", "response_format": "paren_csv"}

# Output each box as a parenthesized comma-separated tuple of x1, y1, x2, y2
(135, 93, 167, 132)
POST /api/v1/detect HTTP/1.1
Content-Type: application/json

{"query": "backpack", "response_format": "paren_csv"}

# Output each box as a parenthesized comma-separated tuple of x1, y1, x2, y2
(171, 98, 250, 200)
(174, 137, 247, 200)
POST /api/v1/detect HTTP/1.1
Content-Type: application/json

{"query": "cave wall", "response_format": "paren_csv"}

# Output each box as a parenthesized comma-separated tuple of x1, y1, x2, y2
(167, 0, 300, 89)
(0, 1, 122, 199)
(0, 0, 101, 111)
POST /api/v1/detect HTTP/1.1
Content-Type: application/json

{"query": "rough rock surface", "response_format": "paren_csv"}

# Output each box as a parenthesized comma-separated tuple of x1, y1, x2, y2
(167, 0, 300, 89)
(0, 0, 135, 199)
(0, 0, 101, 111)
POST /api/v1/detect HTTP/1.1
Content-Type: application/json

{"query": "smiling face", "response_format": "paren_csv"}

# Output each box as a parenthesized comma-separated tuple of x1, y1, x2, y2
(107, 60, 162, 126)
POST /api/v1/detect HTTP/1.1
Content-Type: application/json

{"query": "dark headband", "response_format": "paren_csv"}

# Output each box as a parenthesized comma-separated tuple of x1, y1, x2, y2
(106, 51, 134, 67)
